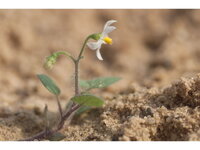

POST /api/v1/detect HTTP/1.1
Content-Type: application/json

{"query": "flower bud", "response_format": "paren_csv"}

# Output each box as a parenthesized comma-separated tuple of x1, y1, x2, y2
(44, 53, 58, 69)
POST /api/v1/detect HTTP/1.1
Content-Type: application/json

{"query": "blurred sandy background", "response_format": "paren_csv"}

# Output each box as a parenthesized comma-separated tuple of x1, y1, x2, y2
(1, 10, 200, 140)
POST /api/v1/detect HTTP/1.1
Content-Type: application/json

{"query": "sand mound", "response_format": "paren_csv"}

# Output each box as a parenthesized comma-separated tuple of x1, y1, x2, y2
(1, 74, 200, 141)
(62, 74, 200, 141)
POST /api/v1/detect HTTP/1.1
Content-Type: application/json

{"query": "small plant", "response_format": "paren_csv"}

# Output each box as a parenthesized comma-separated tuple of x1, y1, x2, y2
(21, 20, 120, 141)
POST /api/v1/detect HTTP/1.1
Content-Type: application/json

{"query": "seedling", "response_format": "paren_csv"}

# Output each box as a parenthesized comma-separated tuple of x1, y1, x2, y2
(21, 20, 120, 141)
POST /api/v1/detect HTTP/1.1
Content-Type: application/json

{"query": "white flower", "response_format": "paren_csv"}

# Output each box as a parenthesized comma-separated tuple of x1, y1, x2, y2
(87, 20, 117, 60)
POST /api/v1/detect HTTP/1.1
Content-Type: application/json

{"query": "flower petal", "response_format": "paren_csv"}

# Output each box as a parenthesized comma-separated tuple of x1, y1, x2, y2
(103, 20, 117, 31)
(87, 40, 102, 50)
(102, 20, 117, 37)
(96, 48, 103, 60)
(102, 26, 116, 37)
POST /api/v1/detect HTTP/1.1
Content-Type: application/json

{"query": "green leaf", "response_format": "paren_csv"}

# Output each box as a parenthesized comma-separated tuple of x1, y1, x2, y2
(75, 105, 91, 115)
(37, 74, 61, 95)
(71, 94, 104, 107)
(79, 77, 121, 90)
(48, 132, 66, 141)
(79, 80, 90, 89)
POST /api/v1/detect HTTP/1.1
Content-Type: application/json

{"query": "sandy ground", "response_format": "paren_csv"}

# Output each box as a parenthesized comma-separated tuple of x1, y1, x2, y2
(0, 9, 200, 141)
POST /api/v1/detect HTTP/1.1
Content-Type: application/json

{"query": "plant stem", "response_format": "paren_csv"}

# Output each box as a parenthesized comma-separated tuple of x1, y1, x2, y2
(44, 105, 49, 131)
(56, 104, 80, 131)
(77, 36, 91, 61)
(74, 36, 91, 96)
(56, 96, 63, 118)
(74, 61, 79, 96)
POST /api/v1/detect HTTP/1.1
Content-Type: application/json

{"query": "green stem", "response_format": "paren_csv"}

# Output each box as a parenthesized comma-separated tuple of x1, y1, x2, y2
(74, 35, 91, 96)
(56, 95, 63, 118)
(44, 104, 49, 131)
(74, 61, 79, 96)
(57, 51, 76, 62)
(77, 35, 91, 61)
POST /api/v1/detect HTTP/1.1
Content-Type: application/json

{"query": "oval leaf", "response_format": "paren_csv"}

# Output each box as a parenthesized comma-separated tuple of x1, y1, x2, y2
(71, 94, 104, 107)
(80, 77, 121, 90)
(37, 74, 61, 95)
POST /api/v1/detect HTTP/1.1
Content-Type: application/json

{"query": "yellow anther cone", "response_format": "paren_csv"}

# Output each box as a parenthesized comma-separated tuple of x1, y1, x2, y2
(103, 37, 112, 45)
